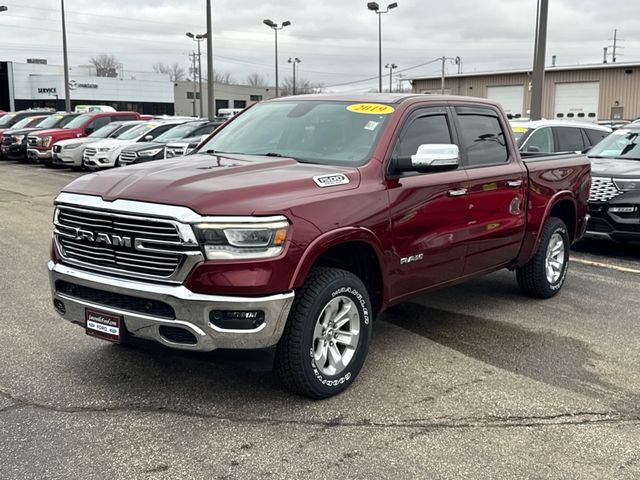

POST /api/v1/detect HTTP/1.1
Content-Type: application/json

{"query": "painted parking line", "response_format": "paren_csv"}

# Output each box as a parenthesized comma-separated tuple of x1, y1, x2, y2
(572, 257, 640, 274)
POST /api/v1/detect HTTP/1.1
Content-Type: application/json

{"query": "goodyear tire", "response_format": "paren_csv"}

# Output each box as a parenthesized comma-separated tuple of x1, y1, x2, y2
(274, 267, 373, 399)
(516, 217, 570, 298)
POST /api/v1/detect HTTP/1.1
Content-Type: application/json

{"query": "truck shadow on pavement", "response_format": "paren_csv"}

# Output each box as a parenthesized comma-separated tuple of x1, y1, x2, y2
(381, 301, 639, 415)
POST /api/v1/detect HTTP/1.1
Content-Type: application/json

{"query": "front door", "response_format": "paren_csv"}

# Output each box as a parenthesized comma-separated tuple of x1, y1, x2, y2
(386, 107, 470, 301)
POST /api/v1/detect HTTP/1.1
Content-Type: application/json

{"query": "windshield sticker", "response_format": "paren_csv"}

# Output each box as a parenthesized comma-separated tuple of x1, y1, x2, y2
(364, 121, 379, 131)
(347, 103, 394, 115)
(511, 127, 529, 133)
(313, 173, 350, 188)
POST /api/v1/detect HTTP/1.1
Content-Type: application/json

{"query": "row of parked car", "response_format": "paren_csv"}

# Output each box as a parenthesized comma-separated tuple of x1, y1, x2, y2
(0, 108, 224, 169)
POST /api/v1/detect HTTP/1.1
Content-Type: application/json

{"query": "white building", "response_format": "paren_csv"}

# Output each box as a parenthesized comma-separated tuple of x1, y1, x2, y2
(174, 81, 275, 117)
(0, 60, 174, 115)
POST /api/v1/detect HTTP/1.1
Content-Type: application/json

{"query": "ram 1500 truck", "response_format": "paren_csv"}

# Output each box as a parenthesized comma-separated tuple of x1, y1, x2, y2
(27, 111, 141, 164)
(48, 94, 591, 399)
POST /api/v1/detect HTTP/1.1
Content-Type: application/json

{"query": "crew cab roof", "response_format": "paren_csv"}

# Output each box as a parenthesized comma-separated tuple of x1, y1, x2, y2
(267, 93, 502, 107)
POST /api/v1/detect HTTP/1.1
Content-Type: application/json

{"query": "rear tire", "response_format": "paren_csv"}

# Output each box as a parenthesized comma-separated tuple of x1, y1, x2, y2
(274, 267, 373, 399)
(516, 217, 570, 298)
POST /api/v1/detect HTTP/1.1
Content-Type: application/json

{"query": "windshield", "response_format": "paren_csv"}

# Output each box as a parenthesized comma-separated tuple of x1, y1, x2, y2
(36, 114, 65, 129)
(0, 113, 18, 127)
(63, 114, 93, 129)
(588, 129, 640, 160)
(118, 123, 158, 140)
(154, 123, 200, 142)
(89, 122, 121, 138)
(511, 126, 530, 144)
(198, 101, 393, 165)
(11, 116, 43, 129)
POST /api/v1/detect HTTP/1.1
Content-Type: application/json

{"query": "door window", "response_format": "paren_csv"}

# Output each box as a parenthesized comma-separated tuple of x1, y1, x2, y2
(86, 116, 110, 133)
(456, 111, 509, 166)
(523, 127, 554, 153)
(555, 126, 585, 152)
(395, 114, 452, 159)
(584, 128, 609, 146)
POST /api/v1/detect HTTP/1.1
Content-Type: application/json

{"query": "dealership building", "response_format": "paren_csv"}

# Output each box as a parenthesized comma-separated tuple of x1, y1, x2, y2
(173, 81, 275, 117)
(0, 60, 174, 114)
(408, 61, 640, 121)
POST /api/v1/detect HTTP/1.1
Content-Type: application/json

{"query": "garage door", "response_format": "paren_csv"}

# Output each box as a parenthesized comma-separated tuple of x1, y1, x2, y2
(554, 82, 599, 121)
(487, 85, 524, 117)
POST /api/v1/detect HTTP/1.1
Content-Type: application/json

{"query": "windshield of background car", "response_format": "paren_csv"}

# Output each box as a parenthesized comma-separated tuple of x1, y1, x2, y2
(0, 113, 17, 127)
(588, 128, 640, 160)
(511, 126, 530, 145)
(117, 123, 158, 140)
(198, 101, 394, 165)
(154, 123, 200, 142)
(63, 114, 92, 129)
(36, 114, 66, 129)
(89, 123, 122, 138)
(11, 116, 43, 129)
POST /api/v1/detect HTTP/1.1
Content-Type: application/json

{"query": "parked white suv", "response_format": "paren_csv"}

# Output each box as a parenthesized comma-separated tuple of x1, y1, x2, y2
(511, 120, 611, 154)
(83, 121, 186, 170)
(52, 121, 143, 168)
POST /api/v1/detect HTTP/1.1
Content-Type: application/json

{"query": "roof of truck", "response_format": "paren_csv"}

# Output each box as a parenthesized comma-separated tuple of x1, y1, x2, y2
(268, 93, 498, 106)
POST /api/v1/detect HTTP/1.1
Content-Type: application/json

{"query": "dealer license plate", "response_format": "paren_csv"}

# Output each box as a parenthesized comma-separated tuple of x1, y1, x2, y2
(85, 309, 122, 343)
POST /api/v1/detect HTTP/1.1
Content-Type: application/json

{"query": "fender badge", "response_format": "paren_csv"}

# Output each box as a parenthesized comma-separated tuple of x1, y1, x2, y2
(313, 173, 350, 188)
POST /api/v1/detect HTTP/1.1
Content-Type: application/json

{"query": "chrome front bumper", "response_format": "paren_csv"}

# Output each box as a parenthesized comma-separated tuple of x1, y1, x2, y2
(48, 261, 295, 352)
(27, 148, 52, 160)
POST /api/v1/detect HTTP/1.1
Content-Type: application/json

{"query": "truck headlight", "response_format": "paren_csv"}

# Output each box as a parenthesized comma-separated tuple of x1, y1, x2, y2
(42, 136, 52, 147)
(138, 148, 163, 157)
(613, 178, 640, 191)
(193, 219, 289, 260)
(12, 134, 25, 143)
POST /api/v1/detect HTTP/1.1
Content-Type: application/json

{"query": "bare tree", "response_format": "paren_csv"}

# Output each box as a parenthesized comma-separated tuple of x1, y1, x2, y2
(89, 54, 120, 78)
(279, 76, 324, 96)
(153, 62, 186, 82)
(246, 72, 267, 87)
(213, 70, 234, 84)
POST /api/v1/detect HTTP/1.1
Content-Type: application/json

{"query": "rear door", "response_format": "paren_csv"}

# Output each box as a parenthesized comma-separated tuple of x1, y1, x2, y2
(386, 106, 470, 299)
(553, 126, 587, 153)
(452, 106, 527, 274)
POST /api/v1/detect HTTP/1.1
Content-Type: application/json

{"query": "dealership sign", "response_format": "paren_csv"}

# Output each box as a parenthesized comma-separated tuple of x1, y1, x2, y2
(37, 87, 57, 94)
(68, 80, 98, 90)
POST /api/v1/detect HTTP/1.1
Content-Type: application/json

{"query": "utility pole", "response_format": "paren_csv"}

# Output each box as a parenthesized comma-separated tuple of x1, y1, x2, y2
(441, 56, 446, 94)
(206, 0, 214, 119)
(530, 0, 549, 121)
(612, 29, 618, 62)
(61, 0, 71, 112)
(189, 52, 198, 116)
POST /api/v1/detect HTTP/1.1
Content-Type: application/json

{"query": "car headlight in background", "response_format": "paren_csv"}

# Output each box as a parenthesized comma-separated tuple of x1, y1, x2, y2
(138, 148, 163, 157)
(41, 136, 52, 148)
(613, 178, 640, 191)
(63, 143, 82, 150)
(98, 146, 117, 152)
(12, 134, 25, 143)
(192, 218, 289, 260)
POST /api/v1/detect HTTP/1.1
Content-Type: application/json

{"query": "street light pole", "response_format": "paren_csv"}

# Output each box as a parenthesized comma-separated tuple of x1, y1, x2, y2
(288, 57, 301, 95)
(263, 19, 291, 97)
(367, 2, 398, 93)
(187, 32, 207, 117)
(206, 0, 214, 119)
(530, 0, 549, 121)
(60, 0, 71, 112)
(385, 63, 397, 93)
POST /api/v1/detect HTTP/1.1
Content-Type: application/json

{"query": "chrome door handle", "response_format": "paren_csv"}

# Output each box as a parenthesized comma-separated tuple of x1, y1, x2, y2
(507, 180, 523, 188)
(447, 188, 468, 197)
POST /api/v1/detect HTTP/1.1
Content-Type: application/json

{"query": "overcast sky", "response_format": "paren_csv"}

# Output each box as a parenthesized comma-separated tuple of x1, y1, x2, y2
(2, 0, 640, 92)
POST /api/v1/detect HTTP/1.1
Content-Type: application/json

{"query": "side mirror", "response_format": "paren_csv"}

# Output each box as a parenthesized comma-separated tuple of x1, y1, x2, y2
(581, 147, 591, 154)
(144, 134, 154, 141)
(525, 145, 541, 153)
(395, 144, 460, 173)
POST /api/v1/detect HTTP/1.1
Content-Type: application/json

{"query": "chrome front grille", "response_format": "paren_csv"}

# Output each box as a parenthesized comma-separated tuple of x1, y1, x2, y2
(119, 150, 137, 164)
(165, 144, 187, 158)
(52, 144, 62, 154)
(27, 136, 40, 147)
(589, 177, 622, 203)
(83, 147, 97, 160)
(54, 206, 201, 282)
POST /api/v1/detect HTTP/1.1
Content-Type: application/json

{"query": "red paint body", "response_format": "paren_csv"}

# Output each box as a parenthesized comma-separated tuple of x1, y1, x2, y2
(60, 95, 590, 311)
(28, 111, 141, 152)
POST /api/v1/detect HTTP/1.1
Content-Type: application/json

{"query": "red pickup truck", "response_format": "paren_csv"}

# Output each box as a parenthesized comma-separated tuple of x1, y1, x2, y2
(48, 94, 590, 398)
(27, 111, 141, 164)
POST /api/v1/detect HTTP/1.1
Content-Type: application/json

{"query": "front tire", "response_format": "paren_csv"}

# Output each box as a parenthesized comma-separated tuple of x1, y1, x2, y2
(274, 267, 373, 399)
(516, 217, 570, 298)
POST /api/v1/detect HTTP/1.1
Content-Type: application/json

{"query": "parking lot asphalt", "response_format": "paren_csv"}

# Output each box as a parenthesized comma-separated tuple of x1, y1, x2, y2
(0, 162, 639, 480)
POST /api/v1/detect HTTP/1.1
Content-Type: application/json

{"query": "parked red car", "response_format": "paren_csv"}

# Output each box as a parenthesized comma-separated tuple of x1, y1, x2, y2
(49, 94, 590, 398)
(27, 111, 141, 164)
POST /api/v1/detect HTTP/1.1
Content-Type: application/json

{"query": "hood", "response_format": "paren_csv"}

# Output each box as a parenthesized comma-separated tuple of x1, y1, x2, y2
(62, 153, 361, 216)
(29, 128, 81, 139)
(56, 137, 95, 147)
(589, 157, 640, 177)
(121, 142, 166, 153)
(3, 126, 49, 136)
(85, 138, 130, 149)
(170, 135, 203, 147)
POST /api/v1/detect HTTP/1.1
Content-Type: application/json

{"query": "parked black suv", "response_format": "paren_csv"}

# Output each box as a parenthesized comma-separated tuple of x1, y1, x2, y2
(119, 120, 222, 165)
(586, 125, 640, 242)
(1, 112, 80, 161)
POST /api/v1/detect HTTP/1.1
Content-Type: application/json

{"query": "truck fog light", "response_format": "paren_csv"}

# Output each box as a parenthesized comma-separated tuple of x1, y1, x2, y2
(209, 310, 265, 330)
(54, 299, 66, 315)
